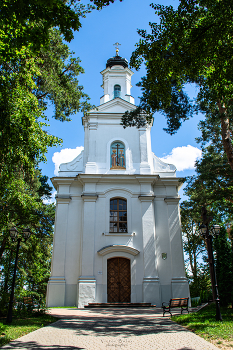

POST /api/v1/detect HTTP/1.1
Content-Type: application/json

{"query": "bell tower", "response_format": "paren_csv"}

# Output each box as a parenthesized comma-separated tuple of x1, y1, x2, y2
(100, 46, 135, 105)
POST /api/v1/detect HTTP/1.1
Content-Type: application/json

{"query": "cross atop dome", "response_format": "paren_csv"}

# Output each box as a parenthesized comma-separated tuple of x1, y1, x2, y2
(113, 42, 121, 56)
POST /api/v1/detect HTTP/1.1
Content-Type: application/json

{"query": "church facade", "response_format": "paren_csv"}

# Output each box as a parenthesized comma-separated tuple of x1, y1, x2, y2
(46, 53, 189, 308)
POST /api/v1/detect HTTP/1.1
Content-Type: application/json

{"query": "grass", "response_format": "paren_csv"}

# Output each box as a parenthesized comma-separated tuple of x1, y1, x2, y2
(172, 303, 233, 348)
(0, 313, 57, 347)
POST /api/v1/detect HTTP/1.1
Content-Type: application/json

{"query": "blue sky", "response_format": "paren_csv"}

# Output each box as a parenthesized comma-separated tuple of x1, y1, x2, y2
(41, 0, 203, 201)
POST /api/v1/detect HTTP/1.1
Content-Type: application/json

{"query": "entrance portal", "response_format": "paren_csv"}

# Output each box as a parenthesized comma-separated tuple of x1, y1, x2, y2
(107, 257, 131, 302)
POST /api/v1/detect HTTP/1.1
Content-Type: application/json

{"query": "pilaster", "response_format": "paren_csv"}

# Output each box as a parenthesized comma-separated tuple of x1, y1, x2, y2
(139, 127, 151, 174)
(139, 195, 157, 276)
(77, 193, 98, 307)
(164, 197, 186, 278)
(46, 195, 71, 307)
(85, 122, 98, 173)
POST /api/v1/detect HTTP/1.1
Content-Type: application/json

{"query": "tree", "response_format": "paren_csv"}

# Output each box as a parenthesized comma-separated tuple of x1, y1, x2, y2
(214, 227, 233, 307)
(180, 200, 212, 299)
(0, 0, 118, 57)
(0, 173, 55, 315)
(180, 202, 205, 288)
(0, 28, 93, 249)
(122, 0, 233, 171)
(181, 142, 233, 305)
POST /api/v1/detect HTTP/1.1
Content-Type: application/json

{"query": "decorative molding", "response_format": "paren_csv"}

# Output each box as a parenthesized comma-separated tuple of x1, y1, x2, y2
(55, 194, 71, 199)
(55, 194, 71, 204)
(153, 154, 176, 172)
(171, 277, 188, 283)
(138, 195, 155, 202)
(98, 245, 140, 256)
(88, 122, 98, 130)
(59, 151, 84, 173)
(103, 232, 135, 236)
(164, 197, 180, 204)
(81, 193, 98, 201)
(143, 277, 160, 283)
(48, 277, 65, 284)
(78, 277, 96, 283)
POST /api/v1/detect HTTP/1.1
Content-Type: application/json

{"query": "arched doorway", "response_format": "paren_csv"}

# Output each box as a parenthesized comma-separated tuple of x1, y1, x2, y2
(107, 257, 131, 302)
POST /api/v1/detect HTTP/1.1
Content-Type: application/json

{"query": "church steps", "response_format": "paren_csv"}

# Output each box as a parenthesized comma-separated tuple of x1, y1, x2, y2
(84, 303, 154, 308)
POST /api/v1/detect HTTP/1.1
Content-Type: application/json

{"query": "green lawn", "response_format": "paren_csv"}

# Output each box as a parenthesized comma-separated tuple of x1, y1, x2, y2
(0, 313, 57, 347)
(172, 303, 233, 348)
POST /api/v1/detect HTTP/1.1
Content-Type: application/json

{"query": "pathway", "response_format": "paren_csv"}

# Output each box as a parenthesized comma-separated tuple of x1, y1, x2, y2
(1, 307, 220, 350)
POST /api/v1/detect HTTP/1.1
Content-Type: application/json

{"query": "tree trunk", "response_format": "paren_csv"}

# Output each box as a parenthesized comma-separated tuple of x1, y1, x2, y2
(0, 236, 7, 263)
(218, 103, 233, 172)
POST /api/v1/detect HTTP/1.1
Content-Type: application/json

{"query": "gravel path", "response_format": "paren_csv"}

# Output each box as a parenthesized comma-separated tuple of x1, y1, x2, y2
(1, 308, 220, 350)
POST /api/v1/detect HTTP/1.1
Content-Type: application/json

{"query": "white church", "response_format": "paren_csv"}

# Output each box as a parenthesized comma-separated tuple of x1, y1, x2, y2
(46, 50, 189, 308)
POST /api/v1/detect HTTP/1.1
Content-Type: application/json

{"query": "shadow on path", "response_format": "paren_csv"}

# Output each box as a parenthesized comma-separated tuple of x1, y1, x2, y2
(49, 316, 188, 337)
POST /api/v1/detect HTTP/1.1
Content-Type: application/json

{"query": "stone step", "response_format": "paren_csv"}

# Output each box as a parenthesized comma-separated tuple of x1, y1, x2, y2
(84, 302, 154, 308)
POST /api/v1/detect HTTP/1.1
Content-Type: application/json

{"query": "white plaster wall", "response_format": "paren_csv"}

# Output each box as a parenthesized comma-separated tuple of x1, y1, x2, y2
(48, 56, 189, 307)
(100, 66, 134, 103)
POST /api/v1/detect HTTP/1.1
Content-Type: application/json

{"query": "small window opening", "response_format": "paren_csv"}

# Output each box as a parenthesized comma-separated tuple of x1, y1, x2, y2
(114, 85, 121, 98)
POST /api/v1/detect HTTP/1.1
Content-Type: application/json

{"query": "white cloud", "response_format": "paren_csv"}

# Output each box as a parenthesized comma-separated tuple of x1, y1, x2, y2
(159, 145, 202, 171)
(43, 190, 56, 205)
(52, 146, 84, 176)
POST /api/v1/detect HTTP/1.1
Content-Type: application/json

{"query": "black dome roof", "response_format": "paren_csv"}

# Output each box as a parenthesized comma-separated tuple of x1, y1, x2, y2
(106, 55, 128, 69)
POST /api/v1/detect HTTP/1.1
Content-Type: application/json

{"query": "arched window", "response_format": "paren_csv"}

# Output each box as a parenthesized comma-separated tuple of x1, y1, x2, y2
(110, 198, 127, 233)
(114, 84, 121, 98)
(110, 141, 126, 169)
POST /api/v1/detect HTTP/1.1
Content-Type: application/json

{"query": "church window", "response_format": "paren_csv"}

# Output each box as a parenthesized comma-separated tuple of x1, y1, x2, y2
(110, 198, 127, 233)
(110, 141, 126, 169)
(114, 84, 121, 98)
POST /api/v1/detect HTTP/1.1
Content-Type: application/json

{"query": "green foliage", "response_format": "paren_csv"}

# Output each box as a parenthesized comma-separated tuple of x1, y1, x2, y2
(90, 0, 122, 10)
(0, 172, 55, 316)
(121, 106, 153, 129)
(0, 0, 93, 58)
(0, 26, 91, 253)
(35, 28, 91, 121)
(172, 303, 233, 342)
(180, 201, 212, 299)
(128, 0, 233, 121)
(0, 313, 57, 347)
(214, 228, 233, 307)
(124, 0, 233, 170)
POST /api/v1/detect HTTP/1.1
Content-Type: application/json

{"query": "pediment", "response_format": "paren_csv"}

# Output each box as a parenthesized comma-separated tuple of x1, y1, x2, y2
(90, 98, 137, 114)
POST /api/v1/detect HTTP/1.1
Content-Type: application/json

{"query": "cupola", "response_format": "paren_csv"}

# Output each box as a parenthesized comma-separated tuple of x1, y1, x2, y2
(100, 45, 135, 105)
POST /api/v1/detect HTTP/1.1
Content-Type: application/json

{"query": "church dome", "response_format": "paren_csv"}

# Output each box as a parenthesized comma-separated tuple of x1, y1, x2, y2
(106, 55, 128, 69)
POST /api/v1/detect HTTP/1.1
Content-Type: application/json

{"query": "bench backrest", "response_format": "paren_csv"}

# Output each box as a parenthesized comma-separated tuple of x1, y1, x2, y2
(23, 297, 33, 304)
(170, 298, 188, 307)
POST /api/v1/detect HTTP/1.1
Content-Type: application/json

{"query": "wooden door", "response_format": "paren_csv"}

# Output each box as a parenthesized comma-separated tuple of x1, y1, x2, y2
(107, 257, 131, 302)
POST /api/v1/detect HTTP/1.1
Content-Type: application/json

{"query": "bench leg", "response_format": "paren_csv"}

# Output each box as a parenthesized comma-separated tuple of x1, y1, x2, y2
(181, 307, 189, 314)
(163, 309, 172, 317)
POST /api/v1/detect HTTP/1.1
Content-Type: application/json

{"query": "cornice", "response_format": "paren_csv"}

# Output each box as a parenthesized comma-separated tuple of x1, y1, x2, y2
(138, 195, 156, 202)
(164, 197, 181, 204)
(81, 193, 98, 202)
(51, 177, 75, 190)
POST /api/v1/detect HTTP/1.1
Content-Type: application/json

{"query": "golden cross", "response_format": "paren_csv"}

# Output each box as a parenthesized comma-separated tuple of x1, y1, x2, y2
(113, 42, 121, 56)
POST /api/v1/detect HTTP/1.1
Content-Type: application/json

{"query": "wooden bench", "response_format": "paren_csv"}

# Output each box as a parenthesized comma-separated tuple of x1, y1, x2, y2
(162, 297, 189, 316)
(23, 297, 33, 309)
